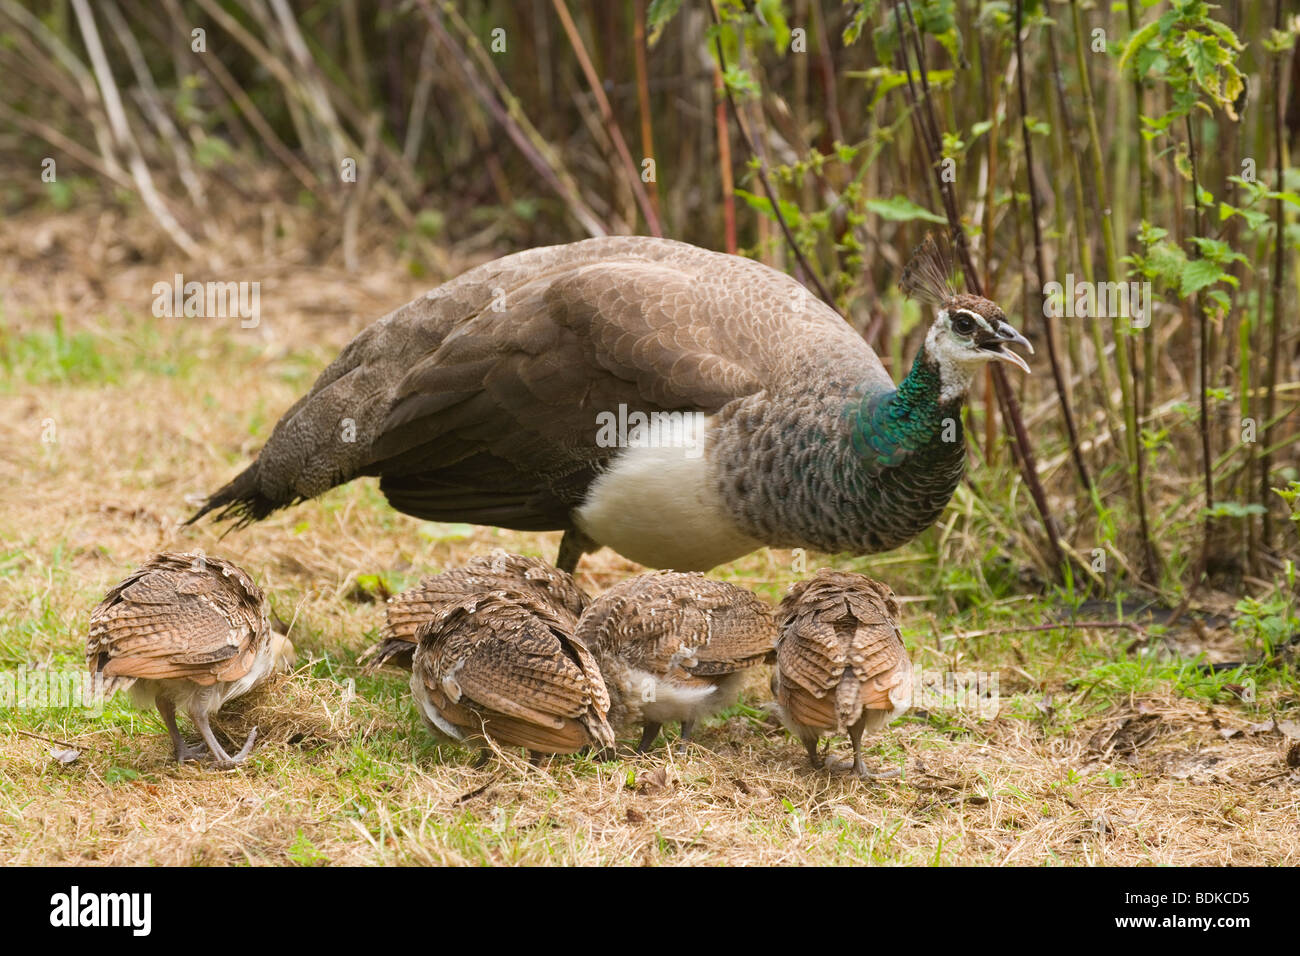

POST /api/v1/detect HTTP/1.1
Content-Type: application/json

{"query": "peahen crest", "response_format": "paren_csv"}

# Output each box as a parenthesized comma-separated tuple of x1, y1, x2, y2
(898, 233, 960, 307)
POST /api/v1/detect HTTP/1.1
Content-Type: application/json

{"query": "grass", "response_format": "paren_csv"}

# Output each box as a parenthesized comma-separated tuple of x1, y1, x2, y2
(0, 210, 1297, 866)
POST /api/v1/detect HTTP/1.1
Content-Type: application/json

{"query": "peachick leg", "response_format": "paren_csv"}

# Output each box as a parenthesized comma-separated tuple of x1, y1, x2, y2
(192, 709, 257, 769)
(800, 731, 822, 770)
(675, 719, 696, 754)
(847, 713, 899, 780)
(157, 697, 208, 764)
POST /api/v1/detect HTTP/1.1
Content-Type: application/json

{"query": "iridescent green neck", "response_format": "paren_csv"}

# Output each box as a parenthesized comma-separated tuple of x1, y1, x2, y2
(850, 352, 965, 467)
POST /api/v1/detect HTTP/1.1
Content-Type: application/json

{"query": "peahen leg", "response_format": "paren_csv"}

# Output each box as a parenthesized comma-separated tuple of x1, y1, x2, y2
(675, 719, 696, 754)
(556, 529, 596, 574)
(636, 721, 663, 754)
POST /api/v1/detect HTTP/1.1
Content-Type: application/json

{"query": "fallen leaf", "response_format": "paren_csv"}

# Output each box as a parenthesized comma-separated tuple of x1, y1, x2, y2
(637, 766, 670, 795)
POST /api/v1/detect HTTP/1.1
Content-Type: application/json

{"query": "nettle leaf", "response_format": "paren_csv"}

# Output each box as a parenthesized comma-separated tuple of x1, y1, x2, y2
(1201, 502, 1266, 519)
(918, 0, 957, 34)
(734, 188, 804, 227)
(975, 1, 1013, 31)
(1190, 235, 1247, 266)
(1264, 27, 1297, 54)
(873, 17, 901, 63)
(722, 66, 760, 98)
(1219, 202, 1271, 232)
(853, 68, 954, 109)
(1140, 112, 1175, 138)
(934, 28, 963, 66)
(1180, 33, 1225, 101)
(874, 0, 964, 67)
(1118, 19, 1160, 74)
(1201, 16, 1245, 52)
(1138, 221, 1169, 244)
(864, 196, 947, 224)
(1134, 46, 1166, 79)
(1227, 175, 1269, 202)
(1205, 288, 1232, 314)
(1179, 257, 1225, 296)
(1127, 237, 1189, 290)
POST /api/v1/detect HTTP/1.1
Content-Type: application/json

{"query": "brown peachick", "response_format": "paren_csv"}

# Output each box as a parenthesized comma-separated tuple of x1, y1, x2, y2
(409, 587, 614, 762)
(576, 571, 775, 752)
(87, 552, 295, 768)
(773, 569, 912, 779)
(361, 550, 589, 670)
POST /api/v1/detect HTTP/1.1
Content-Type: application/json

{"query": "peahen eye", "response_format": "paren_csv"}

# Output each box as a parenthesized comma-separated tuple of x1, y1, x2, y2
(951, 313, 976, 335)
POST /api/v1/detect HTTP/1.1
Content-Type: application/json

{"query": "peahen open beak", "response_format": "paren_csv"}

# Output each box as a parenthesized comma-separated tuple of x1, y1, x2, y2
(978, 321, 1033, 374)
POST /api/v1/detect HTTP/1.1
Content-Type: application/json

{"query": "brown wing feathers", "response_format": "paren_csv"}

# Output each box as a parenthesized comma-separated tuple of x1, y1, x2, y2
(189, 237, 884, 533)
(411, 588, 614, 753)
(364, 551, 589, 670)
(578, 571, 775, 681)
(776, 570, 910, 732)
(87, 553, 268, 691)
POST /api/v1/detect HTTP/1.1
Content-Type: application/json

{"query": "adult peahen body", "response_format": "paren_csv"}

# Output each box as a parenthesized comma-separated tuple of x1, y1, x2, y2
(190, 236, 1030, 571)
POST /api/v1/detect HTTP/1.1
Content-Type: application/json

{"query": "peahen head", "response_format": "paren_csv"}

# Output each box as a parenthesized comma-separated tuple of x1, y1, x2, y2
(900, 236, 1032, 404)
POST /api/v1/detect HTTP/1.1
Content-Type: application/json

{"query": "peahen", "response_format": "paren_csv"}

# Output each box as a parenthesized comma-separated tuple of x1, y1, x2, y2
(190, 236, 1030, 572)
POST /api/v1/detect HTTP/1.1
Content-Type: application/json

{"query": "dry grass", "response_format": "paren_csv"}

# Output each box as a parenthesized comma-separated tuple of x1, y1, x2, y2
(2, 208, 1297, 866)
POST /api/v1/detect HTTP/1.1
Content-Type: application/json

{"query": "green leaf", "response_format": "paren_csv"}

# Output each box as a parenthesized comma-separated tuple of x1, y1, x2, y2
(1118, 19, 1160, 75)
(1190, 235, 1247, 265)
(1201, 502, 1266, 519)
(1179, 258, 1224, 297)
(842, 0, 882, 46)
(722, 66, 760, 99)
(646, 0, 684, 47)
(757, 0, 791, 52)
(864, 196, 947, 224)
(734, 188, 804, 227)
